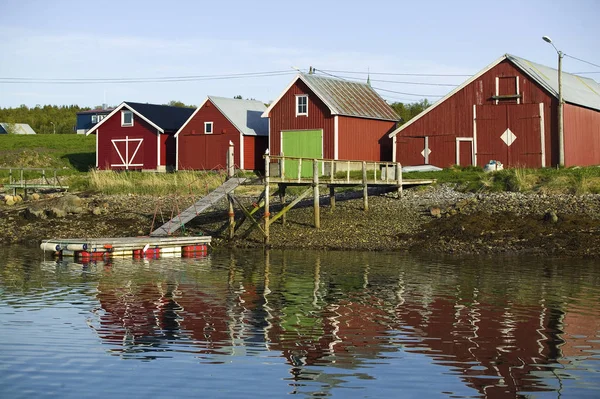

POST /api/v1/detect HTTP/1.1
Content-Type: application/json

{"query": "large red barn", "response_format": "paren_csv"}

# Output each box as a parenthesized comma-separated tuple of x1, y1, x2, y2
(389, 54, 600, 168)
(86, 102, 194, 171)
(175, 96, 268, 172)
(262, 73, 399, 166)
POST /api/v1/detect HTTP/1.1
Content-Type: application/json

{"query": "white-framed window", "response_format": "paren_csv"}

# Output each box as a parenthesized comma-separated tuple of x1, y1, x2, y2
(91, 115, 98, 123)
(204, 121, 213, 134)
(98, 115, 105, 122)
(121, 110, 134, 127)
(296, 95, 308, 116)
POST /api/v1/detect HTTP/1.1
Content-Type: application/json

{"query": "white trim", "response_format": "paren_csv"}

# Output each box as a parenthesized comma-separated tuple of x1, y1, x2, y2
(389, 54, 510, 139)
(455, 137, 475, 166)
(295, 94, 308, 117)
(334, 115, 339, 160)
(95, 128, 99, 168)
(539, 103, 546, 167)
(392, 135, 397, 162)
(85, 102, 165, 136)
(156, 131, 161, 167)
(424, 136, 429, 164)
(239, 132, 244, 170)
(495, 77, 499, 105)
(263, 74, 303, 118)
(176, 131, 179, 171)
(121, 110, 134, 127)
(472, 104, 478, 166)
(110, 136, 143, 169)
(516, 78, 521, 105)
(204, 121, 213, 134)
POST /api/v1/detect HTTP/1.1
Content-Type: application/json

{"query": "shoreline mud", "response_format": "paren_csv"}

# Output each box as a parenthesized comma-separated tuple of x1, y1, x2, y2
(1, 185, 599, 257)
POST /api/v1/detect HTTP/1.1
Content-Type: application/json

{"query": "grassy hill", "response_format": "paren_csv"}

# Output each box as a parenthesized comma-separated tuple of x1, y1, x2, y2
(1, 134, 599, 195)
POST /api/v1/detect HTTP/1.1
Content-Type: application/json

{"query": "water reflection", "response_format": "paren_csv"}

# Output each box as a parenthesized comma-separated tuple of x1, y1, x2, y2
(1, 247, 599, 397)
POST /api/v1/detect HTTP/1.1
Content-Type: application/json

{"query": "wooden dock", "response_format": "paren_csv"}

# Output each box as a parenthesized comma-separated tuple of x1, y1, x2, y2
(40, 235, 212, 259)
(1, 167, 68, 198)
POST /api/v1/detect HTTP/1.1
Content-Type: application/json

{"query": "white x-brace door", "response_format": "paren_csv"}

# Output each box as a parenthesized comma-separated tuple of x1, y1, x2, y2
(111, 136, 143, 169)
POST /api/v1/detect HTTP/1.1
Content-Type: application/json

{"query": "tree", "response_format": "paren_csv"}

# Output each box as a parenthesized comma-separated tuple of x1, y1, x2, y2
(390, 99, 432, 125)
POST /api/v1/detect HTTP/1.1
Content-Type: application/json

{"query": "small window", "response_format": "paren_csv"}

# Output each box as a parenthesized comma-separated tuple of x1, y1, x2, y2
(204, 121, 213, 134)
(122, 110, 133, 127)
(91, 115, 98, 123)
(98, 115, 105, 122)
(296, 95, 308, 116)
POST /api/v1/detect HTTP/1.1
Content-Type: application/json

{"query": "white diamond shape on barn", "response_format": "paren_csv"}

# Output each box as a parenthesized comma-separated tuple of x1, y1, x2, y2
(500, 128, 517, 146)
(421, 148, 432, 158)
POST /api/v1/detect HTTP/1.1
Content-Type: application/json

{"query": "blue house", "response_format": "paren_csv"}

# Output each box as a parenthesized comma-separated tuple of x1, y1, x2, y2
(76, 106, 114, 134)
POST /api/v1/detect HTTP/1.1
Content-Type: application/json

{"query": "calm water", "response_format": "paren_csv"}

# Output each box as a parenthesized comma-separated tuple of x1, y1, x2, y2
(0, 246, 599, 398)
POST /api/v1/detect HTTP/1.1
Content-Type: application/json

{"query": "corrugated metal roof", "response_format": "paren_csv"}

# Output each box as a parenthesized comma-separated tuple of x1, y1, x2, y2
(0, 123, 37, 134)
(208, 96, 268, 136)
(126, 102, 195, 132)
(299, 73, 400, 121)
(508, 54, 600, 112)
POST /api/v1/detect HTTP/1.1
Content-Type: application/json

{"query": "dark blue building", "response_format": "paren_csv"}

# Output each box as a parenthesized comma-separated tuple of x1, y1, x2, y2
(76, 107, 114, 134)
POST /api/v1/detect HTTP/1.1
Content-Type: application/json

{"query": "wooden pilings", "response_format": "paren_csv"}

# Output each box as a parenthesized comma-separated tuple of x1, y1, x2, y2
(256, 155, 412, 246)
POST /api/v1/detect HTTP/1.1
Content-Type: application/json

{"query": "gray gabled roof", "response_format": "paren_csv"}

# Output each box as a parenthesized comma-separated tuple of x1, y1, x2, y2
(0, 123, 37, 134)
(507, 54, 600, 111)
(263, 73, 400, 121)
(208, 96, 268, 136)
(390, 53, 600, 138)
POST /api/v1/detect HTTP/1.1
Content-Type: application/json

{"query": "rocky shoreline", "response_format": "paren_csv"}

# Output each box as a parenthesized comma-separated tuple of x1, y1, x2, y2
(1, 185, 599, 257)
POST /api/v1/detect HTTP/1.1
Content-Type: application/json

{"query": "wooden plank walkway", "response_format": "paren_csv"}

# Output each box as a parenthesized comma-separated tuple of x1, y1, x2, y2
(150, 177, 247, 237)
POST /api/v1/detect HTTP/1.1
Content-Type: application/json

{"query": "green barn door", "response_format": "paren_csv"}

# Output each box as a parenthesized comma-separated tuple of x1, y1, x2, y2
(281, 129, 322, 178)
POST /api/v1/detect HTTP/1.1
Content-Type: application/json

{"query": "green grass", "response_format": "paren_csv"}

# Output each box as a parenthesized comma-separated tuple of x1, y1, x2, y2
(0, 134, 96, 172)
(2, 135, 600, 196)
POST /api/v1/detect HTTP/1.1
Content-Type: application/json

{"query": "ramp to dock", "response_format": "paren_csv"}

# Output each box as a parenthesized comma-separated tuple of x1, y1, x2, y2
(150, 177, 247, 237)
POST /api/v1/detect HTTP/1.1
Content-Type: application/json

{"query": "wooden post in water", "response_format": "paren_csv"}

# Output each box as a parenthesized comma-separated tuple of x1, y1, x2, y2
(329, 186, 335, 211)
(362, 161, 368, 211)
(396, 162, 403, 197)
(313, 159, 320, 229)
(264, 154, 270, 245)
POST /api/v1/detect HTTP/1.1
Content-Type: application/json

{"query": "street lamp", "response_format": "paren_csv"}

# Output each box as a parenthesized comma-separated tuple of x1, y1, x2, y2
(542, 35, 564, 167)
(50, 121, 55, 134)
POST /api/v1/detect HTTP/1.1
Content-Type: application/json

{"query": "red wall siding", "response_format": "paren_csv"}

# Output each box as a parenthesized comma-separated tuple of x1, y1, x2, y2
(178, 100, 241, 170)
(338, 116, 396, 161)
(395, 60, 558, 168)
(97, 111, 159, 170)
(243, 135, 268, 171)
(564, 104, 600, 166)
(269, 80, 334, 158)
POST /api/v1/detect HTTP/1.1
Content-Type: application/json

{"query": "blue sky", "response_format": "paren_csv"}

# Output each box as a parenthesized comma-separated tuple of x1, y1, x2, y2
(1, 0, 598, 108)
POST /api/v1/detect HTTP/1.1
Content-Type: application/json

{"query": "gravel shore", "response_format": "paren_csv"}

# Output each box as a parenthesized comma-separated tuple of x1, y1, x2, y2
(1, 185, 599, 257)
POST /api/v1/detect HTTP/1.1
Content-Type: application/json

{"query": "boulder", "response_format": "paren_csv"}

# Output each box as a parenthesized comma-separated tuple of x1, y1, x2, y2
(429, 207, 442, 218)
(48, 207, 67, 218)
(24, 206, 47, 220)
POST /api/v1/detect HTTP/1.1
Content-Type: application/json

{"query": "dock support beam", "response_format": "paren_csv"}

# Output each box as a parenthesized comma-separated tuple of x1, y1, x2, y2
(228, 194, 235, 239)
(329, 186, 335, 211)
(279, 184, 286, 225)
(396, 162, 403, 197)
(264, 154, 270, 245)
(313, 160, 320, 229)
(362, 161, 368, 211)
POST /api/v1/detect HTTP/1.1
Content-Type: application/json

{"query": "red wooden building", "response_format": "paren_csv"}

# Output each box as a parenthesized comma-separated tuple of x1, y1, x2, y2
(175, 96, 268, 171)
(262, 73, 399, 164)
(86, 102, 194, 171)
(390, 54, 600, 168)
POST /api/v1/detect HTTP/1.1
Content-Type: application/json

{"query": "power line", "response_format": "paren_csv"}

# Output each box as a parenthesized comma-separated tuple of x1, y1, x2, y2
(332, 74, 458, 87)
(565, 54, 600, 70)
(372, 86, 444, 97)
(319, 68, 473, 77)
(313, 69, 446, 98)
(0, 70, 296, 84)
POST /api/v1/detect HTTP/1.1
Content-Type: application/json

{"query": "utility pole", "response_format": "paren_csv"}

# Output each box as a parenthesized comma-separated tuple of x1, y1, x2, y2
(543, 36, 564, 167)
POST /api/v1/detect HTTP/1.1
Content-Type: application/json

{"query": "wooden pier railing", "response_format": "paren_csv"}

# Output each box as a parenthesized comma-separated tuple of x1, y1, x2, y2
(0, 167, 69, 198)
